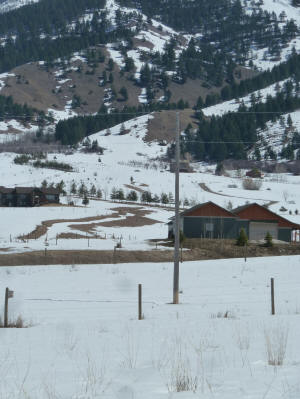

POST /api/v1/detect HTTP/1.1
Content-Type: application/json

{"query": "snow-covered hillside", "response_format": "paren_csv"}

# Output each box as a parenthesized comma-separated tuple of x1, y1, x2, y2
(0, 0, 39, 13)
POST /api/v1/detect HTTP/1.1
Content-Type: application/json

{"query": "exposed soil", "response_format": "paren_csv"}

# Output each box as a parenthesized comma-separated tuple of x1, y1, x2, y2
(18, 206, 158, 240)
(146, 109, 198, 143)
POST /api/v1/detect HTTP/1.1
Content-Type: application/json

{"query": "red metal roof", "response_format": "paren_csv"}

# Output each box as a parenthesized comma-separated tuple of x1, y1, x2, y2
(182, 201, 237, 218)
(233, 203, 300, 229)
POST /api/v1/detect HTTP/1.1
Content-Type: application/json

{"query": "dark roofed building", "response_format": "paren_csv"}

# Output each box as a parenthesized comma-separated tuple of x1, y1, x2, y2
(168, 201, 300, 242)
(0, 186, 60, 207)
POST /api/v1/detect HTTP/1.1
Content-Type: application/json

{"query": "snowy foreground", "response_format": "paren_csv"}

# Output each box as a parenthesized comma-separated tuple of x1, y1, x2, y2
(1, 257, 300, 398)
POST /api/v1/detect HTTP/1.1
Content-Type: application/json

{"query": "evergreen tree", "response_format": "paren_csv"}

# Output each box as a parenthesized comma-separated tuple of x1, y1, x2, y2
(236, 228, 248, 246)
(126, 190, 138, 201)
(82, 194, 89, 206)
(264, 232, 273, 247)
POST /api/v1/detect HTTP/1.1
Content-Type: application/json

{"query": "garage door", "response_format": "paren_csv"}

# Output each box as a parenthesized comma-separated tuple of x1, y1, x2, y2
(249, 222, 278, 240)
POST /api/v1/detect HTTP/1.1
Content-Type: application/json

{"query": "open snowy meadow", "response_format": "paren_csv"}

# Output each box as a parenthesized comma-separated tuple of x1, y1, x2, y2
(0, 256, 300, 398)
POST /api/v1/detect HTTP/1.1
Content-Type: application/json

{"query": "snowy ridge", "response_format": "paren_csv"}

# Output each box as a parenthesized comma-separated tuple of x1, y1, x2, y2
(0, 0, 39, 13)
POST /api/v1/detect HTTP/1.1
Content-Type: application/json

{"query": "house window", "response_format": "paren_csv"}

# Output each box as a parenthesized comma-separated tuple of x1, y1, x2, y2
(205, 223, 214, 232)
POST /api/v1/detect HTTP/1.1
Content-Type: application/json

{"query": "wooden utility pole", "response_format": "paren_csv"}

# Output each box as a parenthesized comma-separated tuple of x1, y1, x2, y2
(173, 111, 180, 304)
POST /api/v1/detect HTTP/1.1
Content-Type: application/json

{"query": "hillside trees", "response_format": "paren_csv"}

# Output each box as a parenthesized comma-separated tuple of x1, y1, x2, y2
(181, 79, 300, 162)
(0, 0, 136, 73)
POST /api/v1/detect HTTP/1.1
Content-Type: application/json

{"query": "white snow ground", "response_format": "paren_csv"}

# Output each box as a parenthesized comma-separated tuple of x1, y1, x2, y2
(0, 256, 300, 398)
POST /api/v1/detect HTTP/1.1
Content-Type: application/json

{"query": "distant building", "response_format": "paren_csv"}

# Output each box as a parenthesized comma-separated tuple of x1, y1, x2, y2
(168, 201, 299, 242)
(170, 160, 193, 173)
(0, 186, 60, 207)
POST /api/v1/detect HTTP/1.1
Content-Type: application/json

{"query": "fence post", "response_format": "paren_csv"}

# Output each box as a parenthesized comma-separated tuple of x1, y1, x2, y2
(4, 287, 8, 327)
(138, 284, 142, 320)
(271, 277, 275, 315)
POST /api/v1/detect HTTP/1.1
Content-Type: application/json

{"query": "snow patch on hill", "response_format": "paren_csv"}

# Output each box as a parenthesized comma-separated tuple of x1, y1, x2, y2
(0, 0, 39, 13)
(202, 78, 291, 117)
(259, 0, 300, 21)
(253, 109, 300, 158)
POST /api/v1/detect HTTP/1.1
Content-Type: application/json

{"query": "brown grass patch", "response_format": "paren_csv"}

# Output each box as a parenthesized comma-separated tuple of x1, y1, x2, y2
(2, 239, 300, 266)
(18, 206, 157, 239)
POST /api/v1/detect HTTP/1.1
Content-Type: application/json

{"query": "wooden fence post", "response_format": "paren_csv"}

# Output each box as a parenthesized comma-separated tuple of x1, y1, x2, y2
(4, 287, 8, 327)
(138, 284, 142, 320)
(271, 277, 275, 315)
(4, 287, 13, 327)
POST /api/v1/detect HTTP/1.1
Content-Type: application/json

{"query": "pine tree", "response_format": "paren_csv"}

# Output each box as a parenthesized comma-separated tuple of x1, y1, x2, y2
(82, 194, 89, 206)
(90, 184, 96, 196)
(161, 193, 169, 204)
(126, 190, 138, 201)
(236, 228, 248, 246)
(70, 181, 77, 195)
(264, 232, 273, 247)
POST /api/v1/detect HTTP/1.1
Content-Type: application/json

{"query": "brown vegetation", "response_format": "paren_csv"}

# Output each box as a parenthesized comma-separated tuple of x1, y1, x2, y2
(1, 240, 300, 266)
(18, 206, 159, 240)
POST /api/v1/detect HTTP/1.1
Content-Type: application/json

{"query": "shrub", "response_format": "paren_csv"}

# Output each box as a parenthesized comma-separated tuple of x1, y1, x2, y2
(0, 315, 27, 328)
(82, 194, 89, 206)
(264, 232, 273, 247)
(264, 324, 288, 366)
(236, 228, 248, 246)
(242, 178, 262, 190)
(14, 154, 31, 165)
(33, 160, 73, 171)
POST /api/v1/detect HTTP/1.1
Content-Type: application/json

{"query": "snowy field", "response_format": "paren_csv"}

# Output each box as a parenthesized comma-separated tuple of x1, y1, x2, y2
(0, 199, 172, 253)
(0, 256, 300, 398)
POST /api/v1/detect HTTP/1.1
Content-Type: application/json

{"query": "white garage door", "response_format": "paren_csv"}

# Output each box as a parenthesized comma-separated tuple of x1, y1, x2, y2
(249, 222, 278, 240)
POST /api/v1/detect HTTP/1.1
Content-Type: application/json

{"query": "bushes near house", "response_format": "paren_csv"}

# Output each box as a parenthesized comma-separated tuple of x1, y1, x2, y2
(264, 232, 273, 247)
(236, 228, 248, 246)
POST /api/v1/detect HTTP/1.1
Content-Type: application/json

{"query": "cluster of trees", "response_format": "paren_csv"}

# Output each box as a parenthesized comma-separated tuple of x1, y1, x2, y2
(202, 51, 300, 108)
(41, 179, 67, 194)
(0, 0, 136, 73)
(55, 100, 190, 145)
(33, 159, 73, 171)
(0, 95, 42, 122)
(69, 180, 102, 199)
(119, 0, 298, 70)
(181, 78, 300, 162)
(110, 186, 191, 206)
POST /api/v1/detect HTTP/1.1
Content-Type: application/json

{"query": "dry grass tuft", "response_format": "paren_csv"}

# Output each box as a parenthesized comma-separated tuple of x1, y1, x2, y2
(210, 310, 235, 319)
(0, 315, 28, 328)
(264, 324, 288, 366)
